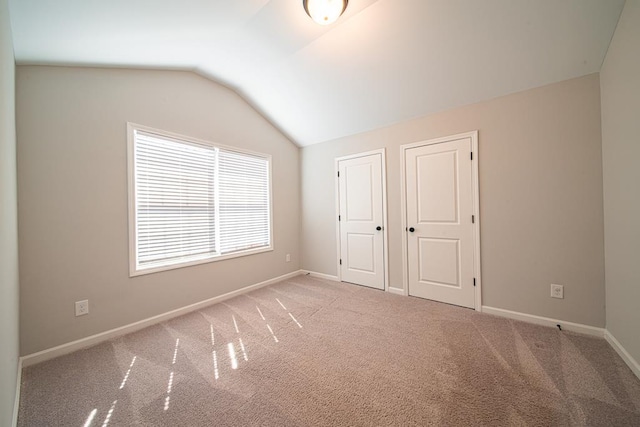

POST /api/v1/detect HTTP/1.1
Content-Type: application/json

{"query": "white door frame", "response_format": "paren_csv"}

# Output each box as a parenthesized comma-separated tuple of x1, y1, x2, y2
(400, 131, 482, 311)
(335, 149, 390, 291)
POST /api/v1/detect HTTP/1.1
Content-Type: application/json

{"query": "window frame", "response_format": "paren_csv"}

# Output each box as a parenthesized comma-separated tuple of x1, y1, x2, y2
(127, 122, 273, 277)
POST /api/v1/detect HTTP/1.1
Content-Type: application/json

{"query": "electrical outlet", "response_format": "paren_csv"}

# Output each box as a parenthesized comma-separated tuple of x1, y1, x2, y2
(286, 254, 291, 262)
(550, 284, 564, 299)
(75, 300, 89, 316)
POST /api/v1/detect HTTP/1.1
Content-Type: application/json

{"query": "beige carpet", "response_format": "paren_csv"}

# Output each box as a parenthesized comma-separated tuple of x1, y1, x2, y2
(18, 275, 640, 426)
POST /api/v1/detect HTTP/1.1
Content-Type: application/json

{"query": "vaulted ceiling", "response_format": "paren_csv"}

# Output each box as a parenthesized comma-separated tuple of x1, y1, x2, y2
(9, 0, 625, 146)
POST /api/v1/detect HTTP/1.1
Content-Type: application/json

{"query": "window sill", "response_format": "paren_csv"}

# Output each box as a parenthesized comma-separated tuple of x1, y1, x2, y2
(129, 245, 274, 277)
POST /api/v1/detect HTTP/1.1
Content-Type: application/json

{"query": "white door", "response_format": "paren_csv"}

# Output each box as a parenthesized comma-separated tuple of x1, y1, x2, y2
(405, 136, 476, 308)
(338, 153, 385, 290)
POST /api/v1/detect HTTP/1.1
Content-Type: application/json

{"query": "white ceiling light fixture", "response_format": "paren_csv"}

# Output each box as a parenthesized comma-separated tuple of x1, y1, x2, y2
(303, 0, 348, 26)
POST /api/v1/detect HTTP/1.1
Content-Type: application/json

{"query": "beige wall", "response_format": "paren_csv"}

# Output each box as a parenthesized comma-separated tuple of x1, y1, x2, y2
(0, 0, 19, 424)
(17, 66, 300, 355)
(302, 73, 605, 327)
(601, 1, 640, 365)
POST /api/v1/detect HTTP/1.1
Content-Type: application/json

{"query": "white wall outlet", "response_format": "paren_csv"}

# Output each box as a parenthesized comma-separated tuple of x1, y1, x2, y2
(75, 300, 89, 316)
(550, 284, 564, 299)
(286, 253, 291, 262)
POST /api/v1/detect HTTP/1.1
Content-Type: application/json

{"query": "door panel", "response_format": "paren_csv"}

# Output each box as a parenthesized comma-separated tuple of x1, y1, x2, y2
(417, 151, 458, 223)
(346, 233, 375, 272)
(345, 163, 374, 221)
(406, 137, 475, 308)
(418, 238, 460, 287)
(339, 153, 385, 290)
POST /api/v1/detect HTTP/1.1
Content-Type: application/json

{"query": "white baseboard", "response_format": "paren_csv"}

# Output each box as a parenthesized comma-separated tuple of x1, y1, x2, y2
(21, 270, 303, 367)
(300, 270, 339, 281)
(605, 330, 640, 380)
(300, 272, 407, 297)
(12, 357, 22, 427)
(301, 272, 406, 297)
(482, 306, 604, 337)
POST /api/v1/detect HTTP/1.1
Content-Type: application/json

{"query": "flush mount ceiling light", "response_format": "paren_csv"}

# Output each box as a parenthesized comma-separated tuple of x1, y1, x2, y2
(303, 0, 348, 26)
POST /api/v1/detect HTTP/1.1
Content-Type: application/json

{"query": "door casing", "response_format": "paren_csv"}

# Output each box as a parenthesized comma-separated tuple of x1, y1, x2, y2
(335, 149, 389, 291)
(400, 131, 482, 310)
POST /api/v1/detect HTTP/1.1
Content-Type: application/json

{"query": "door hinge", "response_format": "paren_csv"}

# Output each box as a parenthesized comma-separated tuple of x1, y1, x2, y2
(472, 215, 475, 223)
(471, 152, 473, 160)
(337, 171, 340, 177)
(339, 259, 342, 265)
(338, 215, 341, 221)
(473, 278, 476, 287)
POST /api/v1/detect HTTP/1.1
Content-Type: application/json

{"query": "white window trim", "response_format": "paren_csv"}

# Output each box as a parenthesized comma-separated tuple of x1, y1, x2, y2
(127, 122, 273, 277)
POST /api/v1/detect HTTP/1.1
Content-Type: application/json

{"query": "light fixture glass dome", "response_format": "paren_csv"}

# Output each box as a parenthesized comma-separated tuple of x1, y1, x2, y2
(303, 0, 348, 26)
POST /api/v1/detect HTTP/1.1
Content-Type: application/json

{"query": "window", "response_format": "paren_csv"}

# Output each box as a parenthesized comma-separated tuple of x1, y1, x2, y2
(128, 123, 272, 276)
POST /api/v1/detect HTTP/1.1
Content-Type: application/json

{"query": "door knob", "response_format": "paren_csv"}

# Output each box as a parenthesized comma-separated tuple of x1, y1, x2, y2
(409, 227, 415, 232)
(376, 226, 382, 231)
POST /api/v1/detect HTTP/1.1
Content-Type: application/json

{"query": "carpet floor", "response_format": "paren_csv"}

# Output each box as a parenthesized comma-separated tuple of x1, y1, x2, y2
(18, 275, 640, 426)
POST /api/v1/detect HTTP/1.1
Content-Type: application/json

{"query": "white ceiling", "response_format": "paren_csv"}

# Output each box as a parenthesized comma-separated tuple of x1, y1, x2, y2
(9, 0, 625, 146)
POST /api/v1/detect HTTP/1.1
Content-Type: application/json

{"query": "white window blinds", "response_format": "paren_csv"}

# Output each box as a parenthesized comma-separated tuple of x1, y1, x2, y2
(218, 149, 271, 254)
(130, 126, 271, 274)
